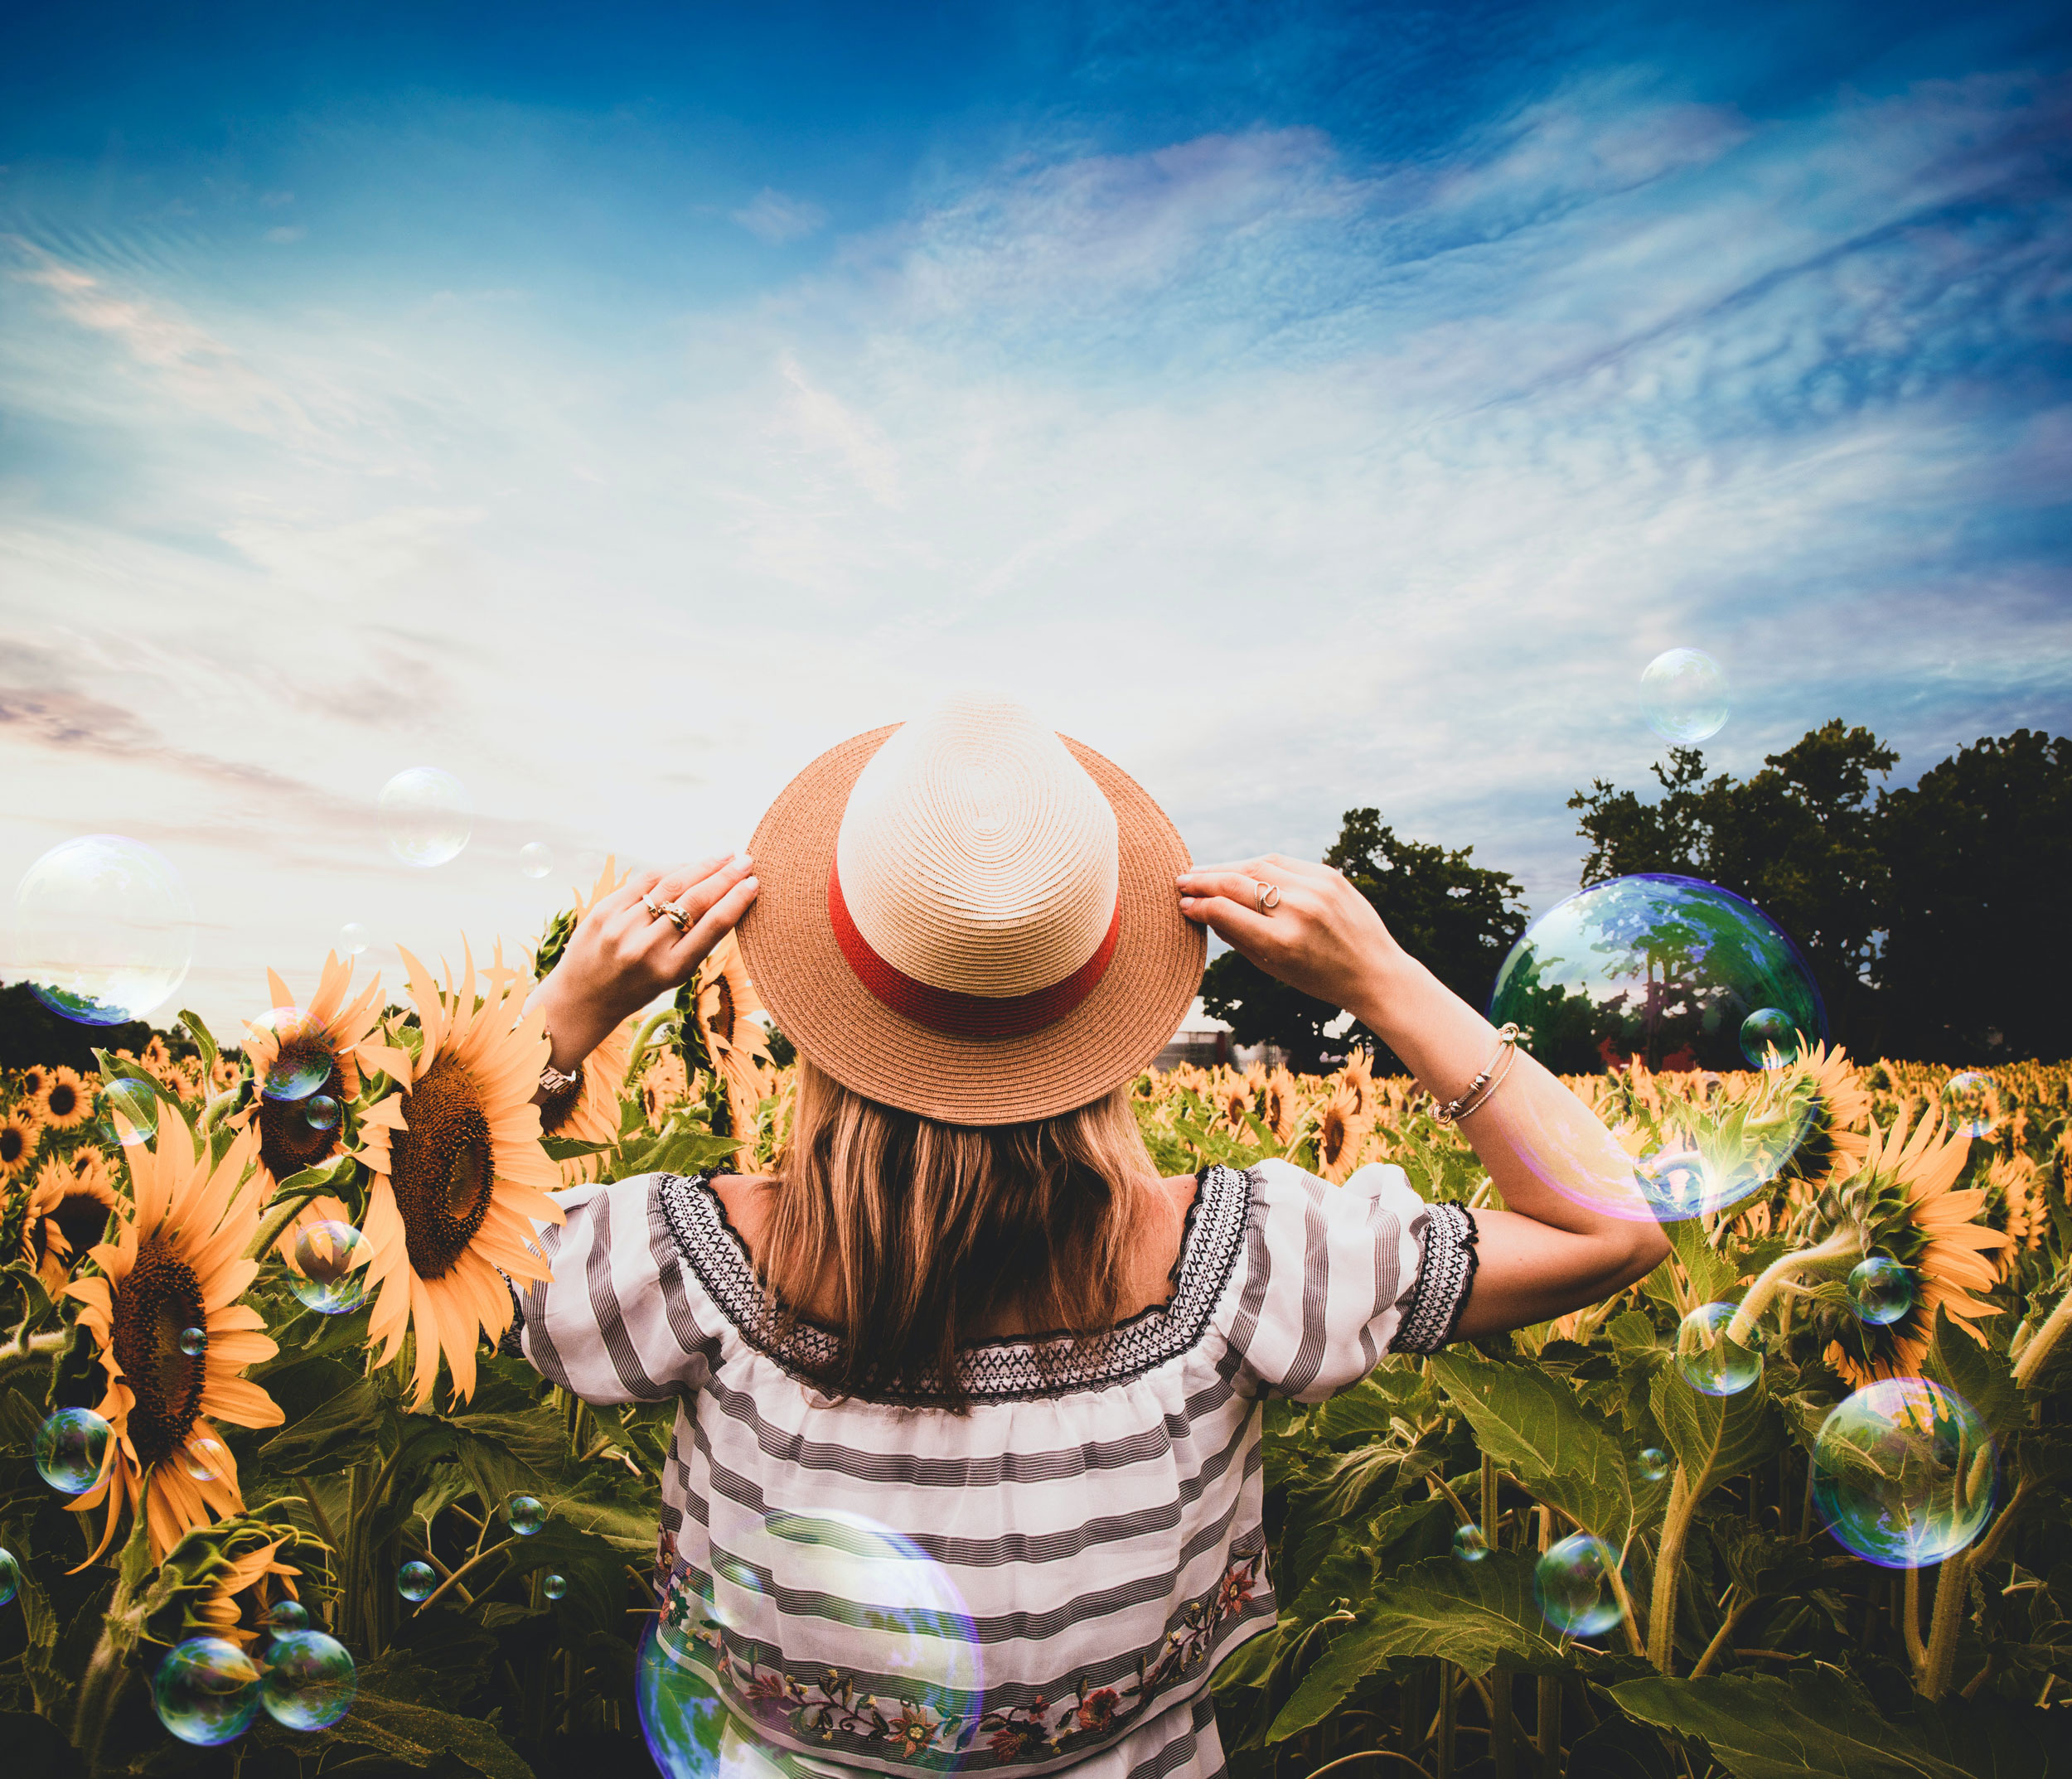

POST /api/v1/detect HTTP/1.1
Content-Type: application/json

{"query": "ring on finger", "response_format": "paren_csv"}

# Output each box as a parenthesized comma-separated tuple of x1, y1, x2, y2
(641, 893, 670, 922)
(661, 899, 692, 933)
(1253, 879, 1281, 914)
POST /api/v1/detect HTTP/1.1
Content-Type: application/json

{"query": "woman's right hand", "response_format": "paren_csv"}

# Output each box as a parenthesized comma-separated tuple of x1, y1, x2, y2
(532, 853, 758, 1070)
(1176, 854, 1405, 1022)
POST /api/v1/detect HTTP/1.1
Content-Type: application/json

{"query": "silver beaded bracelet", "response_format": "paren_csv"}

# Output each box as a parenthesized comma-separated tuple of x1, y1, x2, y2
(1431, 1023, 1523, 1124)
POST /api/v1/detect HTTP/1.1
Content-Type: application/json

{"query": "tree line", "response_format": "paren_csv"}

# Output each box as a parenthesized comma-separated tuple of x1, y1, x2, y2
(1203, 723, 2071, 1072)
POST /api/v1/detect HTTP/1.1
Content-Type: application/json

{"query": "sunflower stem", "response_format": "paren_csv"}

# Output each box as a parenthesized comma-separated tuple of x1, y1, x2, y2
(0, 1328, 73, 1386)
(410, 1537, 516, 1614)
(1726, 1225, 1862, 1347)
(244, 1182, 336, 1263)
(2011, 1286, 2072, 1389)
(1648, 1466, 1696, 1673)
(622, 1009, 682, 1092)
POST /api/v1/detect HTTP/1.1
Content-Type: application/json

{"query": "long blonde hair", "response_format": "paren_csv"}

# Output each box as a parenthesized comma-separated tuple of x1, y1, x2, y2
(759, 1057, 1159, 1409)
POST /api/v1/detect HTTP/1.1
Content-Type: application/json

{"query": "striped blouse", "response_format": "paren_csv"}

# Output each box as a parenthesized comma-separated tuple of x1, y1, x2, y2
(514, 1157, 1477, 1779)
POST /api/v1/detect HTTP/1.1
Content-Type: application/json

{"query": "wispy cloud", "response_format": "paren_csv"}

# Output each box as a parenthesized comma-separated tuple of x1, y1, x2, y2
(730, 187, 828, 244)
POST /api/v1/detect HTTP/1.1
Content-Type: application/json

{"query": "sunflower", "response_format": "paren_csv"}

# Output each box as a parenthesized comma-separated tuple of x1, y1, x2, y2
(357, 943, 564, 1409)
(1817, 1105, 2012, 1388)
(17, 1065, 49, 1104)
(640, 1048, 690, 1127)
(36, 1065, 94, 1132)
(538, 860, 635, 1171)
(1771, 1044, 1872, 1193)
(1340, 1050, 1376, 1124)
(1994, 1153, 2046, 1254)
(1314, 1083, 1366, 1185)
(240, 951, 409, 1193)
(1216, 1076, 1255, 1138)
(189, 1535, 302, 1646)
(65, 1125, 283, 1563)
(690, 932, 774, 1133)
(1261, 1067, 1299, 1144)
(0, 1106, 42, 1182)
(22, 1152, 120, 1293)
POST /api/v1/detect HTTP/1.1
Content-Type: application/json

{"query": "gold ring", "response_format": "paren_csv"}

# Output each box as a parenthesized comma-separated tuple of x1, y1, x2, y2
(1254, 880, 1281, 914)
(661, 900, 692, 932)
(641, 893, 670, 922)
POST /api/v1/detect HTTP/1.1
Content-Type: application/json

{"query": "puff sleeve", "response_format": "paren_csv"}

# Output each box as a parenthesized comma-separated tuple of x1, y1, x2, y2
(508, 1175, 724, 1404)
(1214, 1158, 1479, 1401)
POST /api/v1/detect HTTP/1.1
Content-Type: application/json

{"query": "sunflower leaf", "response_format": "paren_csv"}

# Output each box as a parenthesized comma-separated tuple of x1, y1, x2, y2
(1648, 1363, 1779, 1501)
(1924, 1309, 2021, 1438)
(176, 1009, 220, 1078)
(540, 1138, 613, 1162)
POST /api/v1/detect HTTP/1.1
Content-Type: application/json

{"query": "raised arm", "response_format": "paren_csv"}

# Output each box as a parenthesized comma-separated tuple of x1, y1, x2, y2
(1177, 855, 1668, 1337)
(529, 853, 760, 1095)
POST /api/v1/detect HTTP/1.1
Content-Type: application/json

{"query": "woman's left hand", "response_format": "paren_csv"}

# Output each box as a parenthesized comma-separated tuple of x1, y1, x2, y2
(532, 853, 758, 1069)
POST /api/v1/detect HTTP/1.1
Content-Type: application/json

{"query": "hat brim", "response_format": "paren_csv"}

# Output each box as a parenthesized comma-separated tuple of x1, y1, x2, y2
(736, 724, 1205, 1124)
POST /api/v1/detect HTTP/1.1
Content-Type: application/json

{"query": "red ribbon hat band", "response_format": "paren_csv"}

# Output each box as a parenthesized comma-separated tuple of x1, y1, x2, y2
(829, 862, 1121, 1039)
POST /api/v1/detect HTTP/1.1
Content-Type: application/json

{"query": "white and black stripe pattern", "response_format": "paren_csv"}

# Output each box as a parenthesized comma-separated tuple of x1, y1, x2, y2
(516, 1156, 1462, 1777)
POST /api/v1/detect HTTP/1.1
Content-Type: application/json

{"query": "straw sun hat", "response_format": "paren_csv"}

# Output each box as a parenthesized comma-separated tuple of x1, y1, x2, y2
(735, 694, 1205, 1124)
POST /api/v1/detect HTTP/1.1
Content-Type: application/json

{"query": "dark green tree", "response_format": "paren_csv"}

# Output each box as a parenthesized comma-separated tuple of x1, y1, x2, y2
(0, 981, 156, 1072)
(1874, 728, 2072, 1062)
(1201, 810, 1527, 1073)
(1568, 721, 1897, 1048)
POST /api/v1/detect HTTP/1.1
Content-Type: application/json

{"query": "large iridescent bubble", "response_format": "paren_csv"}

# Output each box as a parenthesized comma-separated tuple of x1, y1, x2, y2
(1640, 648, 1728, 744)
(1533, 1534, 1627, 1637)
(152, 1636, 262, 1746)
(641, 1507, 983, 1774)
(12, 836, 195, 1026)
(1488, 874, 1826, 1221)
(1812, 1378, 1995, 1569)
(380, 768, 471, 868)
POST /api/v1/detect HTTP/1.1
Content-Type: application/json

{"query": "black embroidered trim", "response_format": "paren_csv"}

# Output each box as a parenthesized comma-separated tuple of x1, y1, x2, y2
(653, 1164, 1255, 1406)
(496, 1269, 525, 1358)
(1392, 1202, 1479, 1355)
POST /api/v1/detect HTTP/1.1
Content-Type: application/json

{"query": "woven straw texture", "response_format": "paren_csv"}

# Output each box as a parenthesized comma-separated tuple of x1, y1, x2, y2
(738, 723, 1205, 1124)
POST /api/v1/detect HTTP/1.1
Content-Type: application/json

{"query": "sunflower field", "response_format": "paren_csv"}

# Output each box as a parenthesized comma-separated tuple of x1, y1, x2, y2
(1, 877, 2069, 1778)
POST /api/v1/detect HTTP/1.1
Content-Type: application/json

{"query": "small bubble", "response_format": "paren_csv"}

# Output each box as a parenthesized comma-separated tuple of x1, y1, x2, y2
(303, 1095, 340, 1132)
(266, 1600, 309, 1632)
(1941, 1071, 1998, 1140)
(1738, 1007, 1799, 1070)
(182, 1437, 230, 1483)
(152, 1636, 261, 1747)
(396, 1562, 435, 1603)
(1640, 647, 1729, 744)
(508, 1496, 546, 1536)
(337, 921, 370, 957)
(260, 1628, 357, 1731)
(380, 767, 471, 868)
(1639, 1448, 1669, 1482)
(180, 1326, 207, 1356)
(0, 1547, 19, 1606)
(99, 1078, 158, 1148)
(1847, 1256, 1914, 1326)
(35, 1407, 111, 1494)
(289, 1221, 367, 1315)
(519, 842, 554, 880)
(541, 1572, 568, 1599)
(1452, 1525, 1489, 1564)
(1534, 1534, 1628, 1636)
(248, 1007, 333, 1102)
(1675, 1303, 1762, 1397)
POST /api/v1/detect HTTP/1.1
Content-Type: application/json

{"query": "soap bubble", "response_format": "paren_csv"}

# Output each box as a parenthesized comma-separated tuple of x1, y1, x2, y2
(638, 1510, 982, 1774)
(1813, 1378, 1995, 1569)
(508, 1496, 546, 1535)
(337, 921, 370, 957)
(152, 1636, 261, 1746)
(249, 1006, 334, 1102)
(1739, 1007, 1801, 1069)
(1639, 1448, 1669, 1482)
(1489, 874, 1826, 1219)
(12, 835, 195, 1026)
(519, 842, 554, 879)
(380, 767, 471, 868)
(261, 1628, 357, 1730)
(0, 1547, 18, 1605)
(99, 1077, 158, 1148)
(541, 1573, 568, 1600)
(303, 1095, 340, 1132)
(1640, 648, 1728, 744)
(179, 1326, 207, 1356)
(1452, 1525, 1489, 1564)
(396, 1562, 435, 1603)
(1941, 1071, 1997, 1140)
(182, 1437, 230, 1483)
(1533, 1534, 1627, 1637)
(1847, 1255, 1914, 1326)
(266, 1600, 309, 1632)
(1675, 1303, 1762, 1396)
(35, 1407, 111, 1493)
(289, 1221, 367, 1315)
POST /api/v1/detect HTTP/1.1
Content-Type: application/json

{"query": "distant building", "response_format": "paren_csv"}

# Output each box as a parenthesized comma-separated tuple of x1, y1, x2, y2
(1154, 998, 1233, 1071)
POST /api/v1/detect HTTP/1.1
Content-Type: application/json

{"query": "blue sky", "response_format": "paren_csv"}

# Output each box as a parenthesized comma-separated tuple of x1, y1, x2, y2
(2, 2, 2070, 1028)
